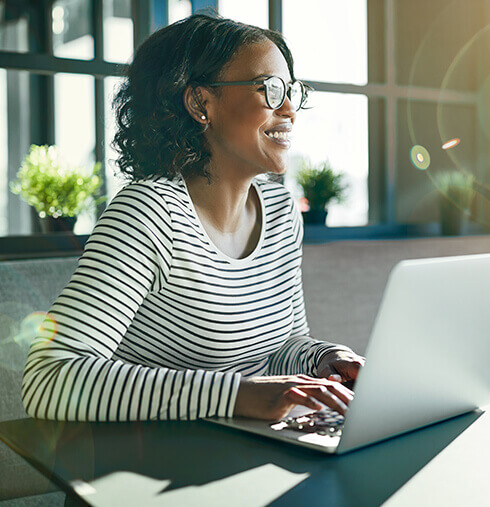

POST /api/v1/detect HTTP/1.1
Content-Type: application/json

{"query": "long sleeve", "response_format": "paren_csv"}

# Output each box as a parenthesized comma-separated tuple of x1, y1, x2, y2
(21, 182, 240, 421)
(267, 198, 353, 377)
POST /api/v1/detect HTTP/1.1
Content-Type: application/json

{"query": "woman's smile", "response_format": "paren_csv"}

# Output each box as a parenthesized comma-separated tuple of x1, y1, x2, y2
(264, 122, 293, 149)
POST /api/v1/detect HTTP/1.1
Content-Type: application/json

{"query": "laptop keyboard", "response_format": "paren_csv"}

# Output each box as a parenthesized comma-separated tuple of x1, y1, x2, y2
(269, 409, 344, 436)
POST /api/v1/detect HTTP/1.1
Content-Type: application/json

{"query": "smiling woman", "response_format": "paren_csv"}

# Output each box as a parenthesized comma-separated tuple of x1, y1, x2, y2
(21, 12, 363, 424)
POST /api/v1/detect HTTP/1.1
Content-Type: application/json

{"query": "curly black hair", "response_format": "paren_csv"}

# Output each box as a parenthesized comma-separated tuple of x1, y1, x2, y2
(111, 12, 297, 182)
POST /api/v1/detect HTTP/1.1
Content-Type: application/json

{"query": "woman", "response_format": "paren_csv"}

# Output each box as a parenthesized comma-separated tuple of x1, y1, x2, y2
(22, 13, 364, 422)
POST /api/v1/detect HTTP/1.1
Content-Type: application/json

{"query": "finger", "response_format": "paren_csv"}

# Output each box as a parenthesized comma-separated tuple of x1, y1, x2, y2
(286, 387, 322, 412)
(328, 374, 342, 382)
(292, 378, 354, 399)
(303, 386, 349, 416)
(324, 383, 354, 405)
(325, 393, 349, 416)
(296, 374, 319, 382)
(300, 385, 352, 415)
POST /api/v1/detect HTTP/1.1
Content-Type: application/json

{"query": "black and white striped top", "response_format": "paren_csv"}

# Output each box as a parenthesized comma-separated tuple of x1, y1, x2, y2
(22, 175, 346, 421)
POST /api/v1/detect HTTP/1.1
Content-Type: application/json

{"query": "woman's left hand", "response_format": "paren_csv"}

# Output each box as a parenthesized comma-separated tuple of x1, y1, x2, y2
(317, 349, 365, 389)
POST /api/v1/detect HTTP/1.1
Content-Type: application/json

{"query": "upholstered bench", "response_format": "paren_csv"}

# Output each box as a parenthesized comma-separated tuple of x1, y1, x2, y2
(0, 257, 78, 505)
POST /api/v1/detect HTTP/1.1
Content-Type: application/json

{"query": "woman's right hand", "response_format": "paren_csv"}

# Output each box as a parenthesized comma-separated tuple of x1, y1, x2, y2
(233, 374, 354, 421)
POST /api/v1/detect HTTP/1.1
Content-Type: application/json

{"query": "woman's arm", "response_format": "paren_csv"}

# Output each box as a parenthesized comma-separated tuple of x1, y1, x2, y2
(21, 183, 240, 421)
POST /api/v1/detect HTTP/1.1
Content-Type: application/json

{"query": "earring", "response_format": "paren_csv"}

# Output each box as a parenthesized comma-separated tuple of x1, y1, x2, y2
(200, 115, 206, 120)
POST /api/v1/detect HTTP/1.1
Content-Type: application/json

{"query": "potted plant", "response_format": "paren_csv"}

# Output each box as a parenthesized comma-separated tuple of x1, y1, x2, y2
(10, 144, 103, 233)
(434, 170, 475, 236)
(296, 160, 347, 225)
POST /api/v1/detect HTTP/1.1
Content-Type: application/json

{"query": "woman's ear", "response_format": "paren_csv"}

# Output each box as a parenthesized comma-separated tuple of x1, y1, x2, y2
(183, 85, 211, 125)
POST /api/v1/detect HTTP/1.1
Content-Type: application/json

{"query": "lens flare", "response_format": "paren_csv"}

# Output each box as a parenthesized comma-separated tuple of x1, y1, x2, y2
(442, 138, 460, 150)
(410, 145, 431, 170)
(13, 311, 58, 345)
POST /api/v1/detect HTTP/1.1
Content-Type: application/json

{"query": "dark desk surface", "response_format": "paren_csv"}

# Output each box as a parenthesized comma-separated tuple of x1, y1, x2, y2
(1, 410, 489, 506)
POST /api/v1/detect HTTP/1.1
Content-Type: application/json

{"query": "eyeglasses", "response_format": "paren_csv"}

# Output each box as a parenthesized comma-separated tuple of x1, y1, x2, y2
(208, 76, 310, 111)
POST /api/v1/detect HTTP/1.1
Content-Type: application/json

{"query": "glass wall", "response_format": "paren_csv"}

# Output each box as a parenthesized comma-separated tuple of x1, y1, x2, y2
(1, 0, 489, 247)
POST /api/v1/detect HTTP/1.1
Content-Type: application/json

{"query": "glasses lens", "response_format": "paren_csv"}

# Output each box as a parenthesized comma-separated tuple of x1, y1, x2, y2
(265, 76, 285, 109)
(289, 81, 304, 110)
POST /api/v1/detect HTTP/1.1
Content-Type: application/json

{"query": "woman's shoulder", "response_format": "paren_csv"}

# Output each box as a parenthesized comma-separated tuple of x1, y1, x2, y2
(111, 176, 187, 210)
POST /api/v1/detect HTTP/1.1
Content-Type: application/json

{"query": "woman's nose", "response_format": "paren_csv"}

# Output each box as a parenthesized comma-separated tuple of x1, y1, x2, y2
(275, 93, 296, 120)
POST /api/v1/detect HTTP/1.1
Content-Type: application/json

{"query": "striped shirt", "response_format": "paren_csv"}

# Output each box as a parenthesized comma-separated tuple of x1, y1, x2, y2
(22, 175, 347, 421)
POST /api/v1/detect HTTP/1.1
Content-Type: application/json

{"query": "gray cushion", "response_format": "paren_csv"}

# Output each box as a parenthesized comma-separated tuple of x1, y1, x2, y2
(0, 257, 78, 500)
(0, 491, 65, 506)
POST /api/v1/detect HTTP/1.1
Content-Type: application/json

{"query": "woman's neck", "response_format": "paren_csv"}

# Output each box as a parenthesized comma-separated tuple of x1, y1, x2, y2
(185, 172, 257, 234)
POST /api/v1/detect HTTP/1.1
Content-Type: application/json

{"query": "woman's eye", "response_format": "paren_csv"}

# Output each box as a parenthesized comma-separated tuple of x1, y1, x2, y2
(257, 86, 266, 92)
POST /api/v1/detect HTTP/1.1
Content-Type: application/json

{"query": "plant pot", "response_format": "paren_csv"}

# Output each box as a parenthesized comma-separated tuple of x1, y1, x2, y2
(302, 209, 328, 225)
(439, 198, 468, 236)
(39, 215, 77, 233)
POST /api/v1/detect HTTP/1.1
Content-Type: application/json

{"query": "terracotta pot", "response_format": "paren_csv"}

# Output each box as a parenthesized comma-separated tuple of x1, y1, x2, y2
(39, 216, 77, 233)
(302, 209, 328, 225)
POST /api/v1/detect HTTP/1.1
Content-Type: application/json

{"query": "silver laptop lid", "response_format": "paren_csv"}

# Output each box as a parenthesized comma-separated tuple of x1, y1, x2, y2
(337, 253, 490, 454)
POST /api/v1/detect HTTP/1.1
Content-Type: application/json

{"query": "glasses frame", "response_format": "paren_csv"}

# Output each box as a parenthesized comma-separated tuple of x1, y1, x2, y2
(207, 76, 309, 111)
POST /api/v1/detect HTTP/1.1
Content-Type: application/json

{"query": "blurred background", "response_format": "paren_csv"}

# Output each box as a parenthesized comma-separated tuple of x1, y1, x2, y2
(1, 0, 489, 257)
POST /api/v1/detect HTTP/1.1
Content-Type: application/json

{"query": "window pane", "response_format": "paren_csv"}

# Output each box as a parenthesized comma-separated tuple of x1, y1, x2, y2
(395, 0, 489, 91)
(54, 73, 96, 234)
(168, 0, 192, 25)
(105, 76, 127, 202)
(218, 0, 268, 29)
(104, 0, 133, 63)
(282, 0, 367, 85)
(0, 4, 29, 53)
(53, 0, 94, 60)
(0, 69, 7, 235)
(0, 70, 31, 236)
(396, 99, 478, 223)
(285, 91, 369, 226)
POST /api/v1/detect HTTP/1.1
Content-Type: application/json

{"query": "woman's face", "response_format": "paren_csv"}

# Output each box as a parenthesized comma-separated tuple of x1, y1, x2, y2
(204, 39, 297, 178)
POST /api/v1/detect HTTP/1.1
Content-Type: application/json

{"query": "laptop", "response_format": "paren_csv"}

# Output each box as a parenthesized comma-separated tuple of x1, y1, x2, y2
(206, 253, 490, 454)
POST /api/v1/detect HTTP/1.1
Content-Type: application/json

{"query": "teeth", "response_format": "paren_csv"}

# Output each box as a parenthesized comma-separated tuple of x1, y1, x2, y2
(266, 131, 290, 141)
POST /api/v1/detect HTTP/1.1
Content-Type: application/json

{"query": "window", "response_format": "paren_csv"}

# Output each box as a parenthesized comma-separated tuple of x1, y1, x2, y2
(1, 0, 489, 255)
(282, 0, 369, 226)
(54, 73, 96, 234)
(52, 0, 94, 60)
(286, 92, 369, 226)
(103, 0, 133, 63)
(0, 0, 137, 241)
(218, 0, 268, 29)
(168, 0, 192, 25)
(282, 0, 367, 85)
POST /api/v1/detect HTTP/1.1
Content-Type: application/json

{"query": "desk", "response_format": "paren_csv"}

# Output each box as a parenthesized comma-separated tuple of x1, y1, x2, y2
(0, 410, 489, 506)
